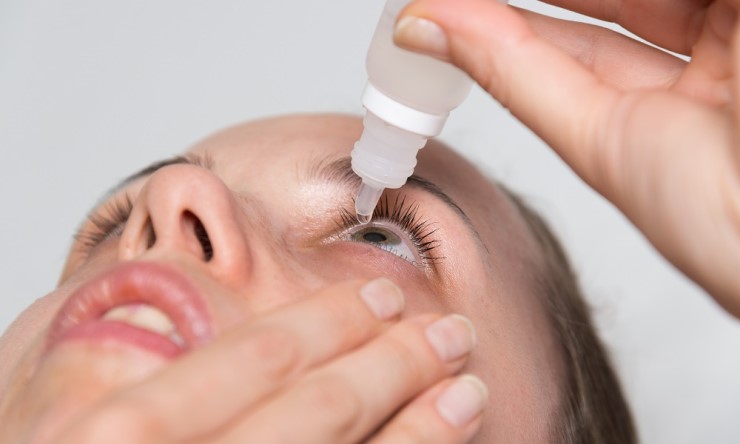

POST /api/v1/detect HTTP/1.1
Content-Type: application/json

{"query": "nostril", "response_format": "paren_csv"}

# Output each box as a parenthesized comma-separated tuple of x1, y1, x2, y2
(186, 212, 214, 262)
(145, 218, 156, 249)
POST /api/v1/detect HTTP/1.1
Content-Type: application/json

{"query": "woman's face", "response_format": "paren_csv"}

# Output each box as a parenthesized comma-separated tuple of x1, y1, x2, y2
(0, 115, 565, 442)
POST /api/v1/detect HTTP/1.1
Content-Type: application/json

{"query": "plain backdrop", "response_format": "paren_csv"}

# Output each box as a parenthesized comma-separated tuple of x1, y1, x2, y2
(2, 0, 740, 442)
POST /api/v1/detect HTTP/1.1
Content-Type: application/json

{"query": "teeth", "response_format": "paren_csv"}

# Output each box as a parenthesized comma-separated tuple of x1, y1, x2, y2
(169, 331, 185, 347)
(102, 303, 182, 345)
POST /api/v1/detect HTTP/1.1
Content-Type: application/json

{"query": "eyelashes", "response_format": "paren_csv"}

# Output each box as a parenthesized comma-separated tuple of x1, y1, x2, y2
(337, 193, 443, 267)
(74, 195, 134, 253)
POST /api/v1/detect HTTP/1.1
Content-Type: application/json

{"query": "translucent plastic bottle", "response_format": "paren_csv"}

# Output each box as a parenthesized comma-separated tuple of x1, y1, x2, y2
(352, 0, 473, 222)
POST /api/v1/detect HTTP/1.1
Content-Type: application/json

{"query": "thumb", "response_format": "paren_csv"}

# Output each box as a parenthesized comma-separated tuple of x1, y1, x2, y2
(394, 0, 619, 190)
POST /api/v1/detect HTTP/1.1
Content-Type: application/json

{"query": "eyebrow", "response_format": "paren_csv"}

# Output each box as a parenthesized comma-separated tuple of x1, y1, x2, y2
(107, 153, 485, 247)
(103, 154, 214, 200)
(115, 154, 213, 190)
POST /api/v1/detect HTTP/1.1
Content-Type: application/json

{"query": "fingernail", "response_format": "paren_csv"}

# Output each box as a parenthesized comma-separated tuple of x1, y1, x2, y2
(436, 375, 489, 428)
(359, 278, 405, 320)
(425, 314, 476, 361)
(394, 16, 450, 61)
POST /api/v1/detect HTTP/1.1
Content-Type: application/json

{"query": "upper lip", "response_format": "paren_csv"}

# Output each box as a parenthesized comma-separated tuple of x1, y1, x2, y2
(47, 262, 213, 351)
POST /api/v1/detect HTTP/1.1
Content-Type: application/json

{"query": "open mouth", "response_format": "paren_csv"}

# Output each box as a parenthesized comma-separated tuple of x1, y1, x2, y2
(102, 303, 186, 347)
(47, 262, 213, 358)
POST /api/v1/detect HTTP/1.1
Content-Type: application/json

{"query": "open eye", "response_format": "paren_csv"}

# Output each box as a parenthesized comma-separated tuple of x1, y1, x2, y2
(334, 198, 442, 268)
(346, 223, 418, 264)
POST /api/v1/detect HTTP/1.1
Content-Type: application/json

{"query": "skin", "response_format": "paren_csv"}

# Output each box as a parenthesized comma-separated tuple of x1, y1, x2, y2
(395, 0, 740, 317)
(0, 115, 565, 443)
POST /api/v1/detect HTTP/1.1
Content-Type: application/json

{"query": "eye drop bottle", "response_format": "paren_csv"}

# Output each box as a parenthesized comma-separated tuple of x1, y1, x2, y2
(352, 0, 473, 222)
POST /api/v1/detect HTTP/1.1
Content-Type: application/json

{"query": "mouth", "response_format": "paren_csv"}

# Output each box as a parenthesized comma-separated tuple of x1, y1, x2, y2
(47, 262, 213, 358)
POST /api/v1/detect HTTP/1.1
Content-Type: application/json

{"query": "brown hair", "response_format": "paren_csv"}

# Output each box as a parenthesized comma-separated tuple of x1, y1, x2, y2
(503, 188, 637, 444)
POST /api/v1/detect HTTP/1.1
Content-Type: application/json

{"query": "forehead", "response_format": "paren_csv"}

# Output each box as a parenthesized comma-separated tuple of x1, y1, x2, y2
(188, 114, 363, 166)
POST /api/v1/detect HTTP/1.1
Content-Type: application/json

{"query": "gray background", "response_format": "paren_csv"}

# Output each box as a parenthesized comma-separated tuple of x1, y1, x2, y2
(1, 0, 739, 442)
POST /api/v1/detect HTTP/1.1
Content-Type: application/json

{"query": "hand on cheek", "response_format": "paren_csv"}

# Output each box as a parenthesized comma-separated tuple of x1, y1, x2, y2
(55, 278, 486, 444)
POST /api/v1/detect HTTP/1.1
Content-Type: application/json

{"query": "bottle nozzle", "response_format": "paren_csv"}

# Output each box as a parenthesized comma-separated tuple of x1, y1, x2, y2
(355, 182, 384, 224)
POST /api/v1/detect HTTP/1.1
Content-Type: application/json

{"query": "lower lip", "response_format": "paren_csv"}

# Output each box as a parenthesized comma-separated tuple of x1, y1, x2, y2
(57, 320, 183, 358)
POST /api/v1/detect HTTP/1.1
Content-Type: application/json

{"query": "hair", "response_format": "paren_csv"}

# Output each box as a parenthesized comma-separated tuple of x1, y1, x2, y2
(502, 188, 637, 444)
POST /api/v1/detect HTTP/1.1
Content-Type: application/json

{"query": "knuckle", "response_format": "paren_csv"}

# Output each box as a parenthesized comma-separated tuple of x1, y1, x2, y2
(383, 326, 430, 383)
(241, 326, 303, 383)
(477, 53, 507, 107)
(591, 91, 633, 192)
(386, 422, 437, 444)
(320, 281, 378, 322)
(389, 341, 426, 383)
(302, 376, 363, 435)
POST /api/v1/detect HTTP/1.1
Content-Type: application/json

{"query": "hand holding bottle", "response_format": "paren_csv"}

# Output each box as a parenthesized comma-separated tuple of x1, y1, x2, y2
(394, 0, 740, 316)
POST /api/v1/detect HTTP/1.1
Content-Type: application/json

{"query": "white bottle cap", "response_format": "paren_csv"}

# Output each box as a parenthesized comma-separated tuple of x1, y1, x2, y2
(362, 83, 448, 137)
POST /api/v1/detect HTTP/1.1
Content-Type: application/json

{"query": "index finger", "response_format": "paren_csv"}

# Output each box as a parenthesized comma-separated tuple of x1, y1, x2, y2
(69, 278, 405, 442)
(532, 0, 707, 55)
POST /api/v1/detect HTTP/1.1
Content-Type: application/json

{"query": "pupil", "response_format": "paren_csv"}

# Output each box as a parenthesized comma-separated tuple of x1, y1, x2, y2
(363, 231, 387, 243)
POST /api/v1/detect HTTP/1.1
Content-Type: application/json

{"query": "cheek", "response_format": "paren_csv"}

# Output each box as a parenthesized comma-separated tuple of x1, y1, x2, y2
(60, 241, 120, 285)
(0, 287, 75, 417)
(0, 256, 120, 393)
(0, 290, 71, 368)
(458, 287, 566, 442)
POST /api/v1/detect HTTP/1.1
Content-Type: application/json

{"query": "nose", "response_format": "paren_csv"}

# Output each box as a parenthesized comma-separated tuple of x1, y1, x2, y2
(118, 164, 251, 284)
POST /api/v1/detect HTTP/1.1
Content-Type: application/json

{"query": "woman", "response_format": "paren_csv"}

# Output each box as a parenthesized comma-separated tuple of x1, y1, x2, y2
(0, 114, 633, 442)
